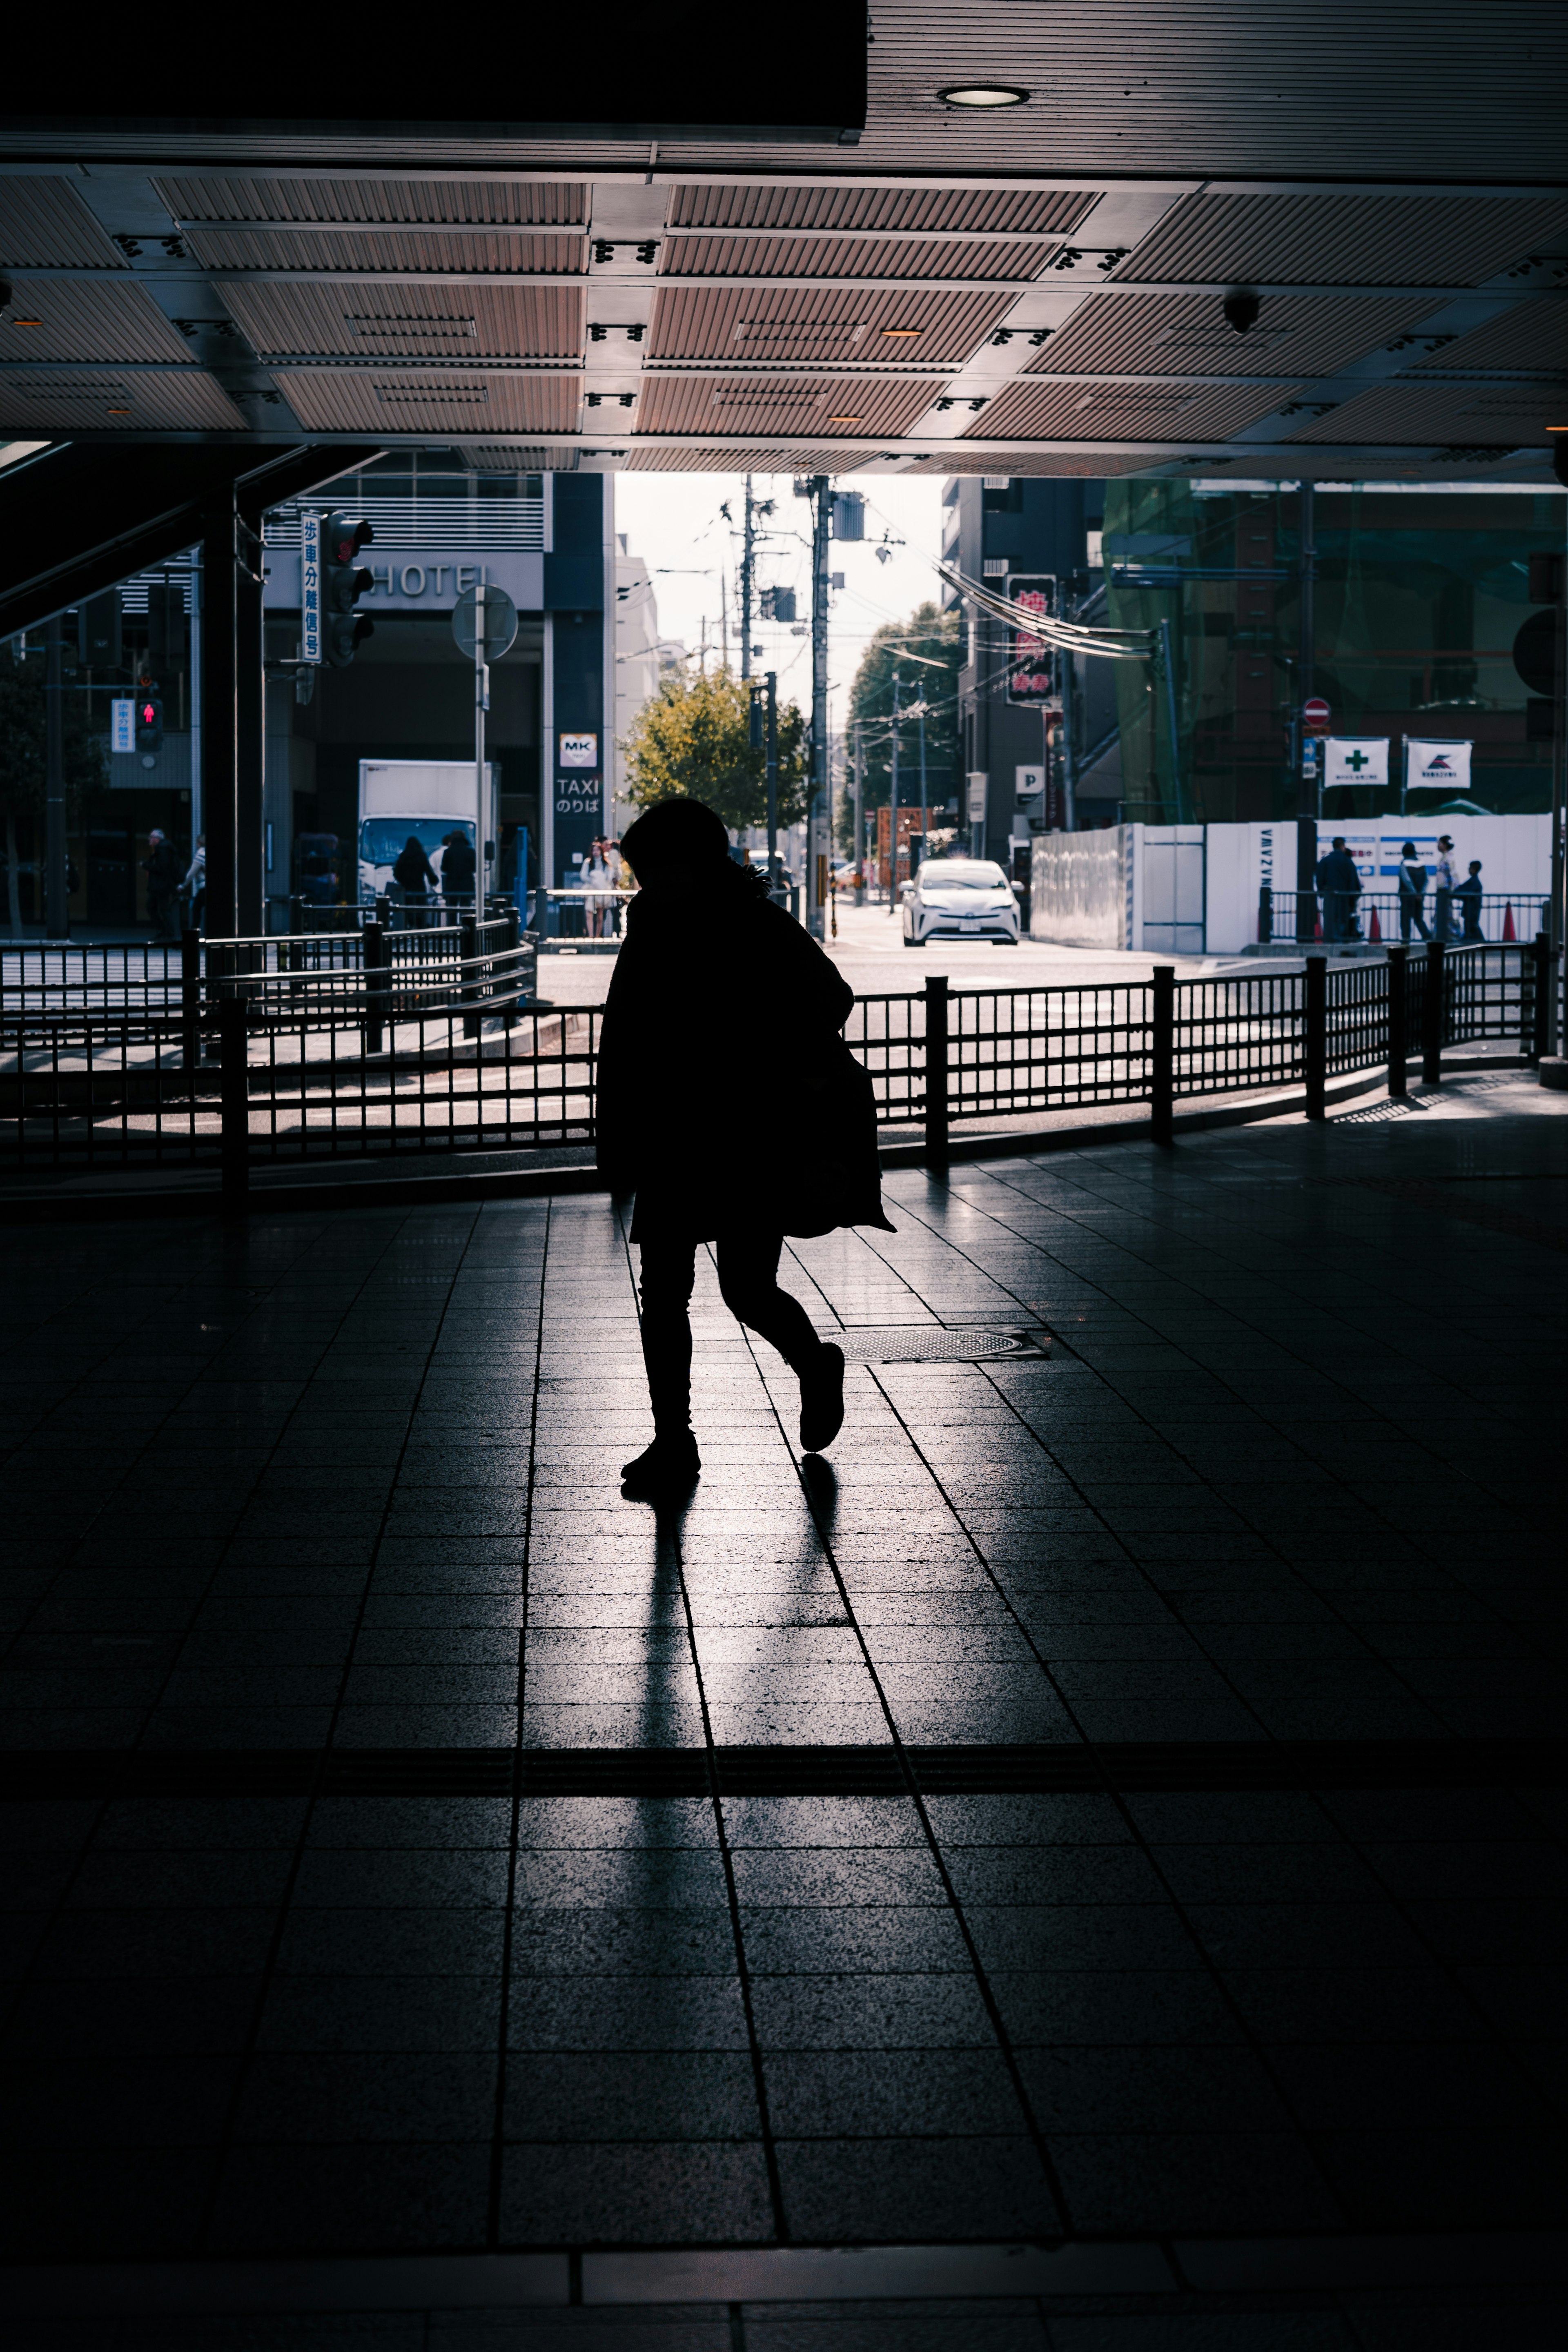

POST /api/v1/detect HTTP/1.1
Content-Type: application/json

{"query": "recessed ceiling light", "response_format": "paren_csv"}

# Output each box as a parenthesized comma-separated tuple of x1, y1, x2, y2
(938, 84, 1030, 108)
(826, 416, 862, 426)
(881, 328, 922, 337)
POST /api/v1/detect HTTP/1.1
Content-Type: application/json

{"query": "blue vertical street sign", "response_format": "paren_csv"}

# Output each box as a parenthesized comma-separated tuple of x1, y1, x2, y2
(110, 697, 135, 754)
(301, 510, 322, 664)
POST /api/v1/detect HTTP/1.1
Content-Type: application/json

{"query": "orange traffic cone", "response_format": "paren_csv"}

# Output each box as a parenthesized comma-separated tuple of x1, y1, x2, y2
(1503, 902, 1516, 942)
(1368, 903, 1381, 942)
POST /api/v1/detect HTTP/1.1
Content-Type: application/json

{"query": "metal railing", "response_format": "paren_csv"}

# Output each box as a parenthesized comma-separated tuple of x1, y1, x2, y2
(1, 933, 1556, 1192)
(1260, 886, 1550, 948)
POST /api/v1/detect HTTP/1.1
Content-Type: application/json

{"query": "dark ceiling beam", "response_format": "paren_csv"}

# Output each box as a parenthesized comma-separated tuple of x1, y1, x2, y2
(0, 439, 382, 639)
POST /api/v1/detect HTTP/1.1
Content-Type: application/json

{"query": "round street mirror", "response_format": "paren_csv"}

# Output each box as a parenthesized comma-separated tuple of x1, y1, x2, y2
(451, 584, 519, 661)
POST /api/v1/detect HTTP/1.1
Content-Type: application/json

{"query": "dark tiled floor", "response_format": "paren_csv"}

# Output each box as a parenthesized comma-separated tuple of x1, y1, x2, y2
(1, 1076, 1566, 2341)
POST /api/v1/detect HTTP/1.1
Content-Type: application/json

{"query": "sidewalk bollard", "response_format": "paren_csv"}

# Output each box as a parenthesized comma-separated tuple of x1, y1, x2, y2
(1422, 940, 1445, 1087)
(180, 929, 201, 1076)
(1150, 965, 1175, 1144)
(363, 920, 387, 1058)
(1528, 931, 1554, 1064)
(219, 993, 249, 1201)
(1386, 945, 1407, 1099)
(923, 972, 949, 1171)
(461, 917, 481, 1042)
(1304, 954, 1327, 1121)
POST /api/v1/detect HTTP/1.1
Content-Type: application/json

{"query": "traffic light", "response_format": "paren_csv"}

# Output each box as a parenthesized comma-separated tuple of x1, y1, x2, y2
(323, 510, 375, 668)
(760, 586, 795, 622)
(135, 680, 163, 763)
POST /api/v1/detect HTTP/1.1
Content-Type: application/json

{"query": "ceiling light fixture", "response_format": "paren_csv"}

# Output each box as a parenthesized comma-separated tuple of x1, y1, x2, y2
(938, 84, 1030, 107)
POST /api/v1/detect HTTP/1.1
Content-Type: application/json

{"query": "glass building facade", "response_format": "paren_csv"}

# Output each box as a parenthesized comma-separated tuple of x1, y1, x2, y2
(1100, 481, 1565, 825)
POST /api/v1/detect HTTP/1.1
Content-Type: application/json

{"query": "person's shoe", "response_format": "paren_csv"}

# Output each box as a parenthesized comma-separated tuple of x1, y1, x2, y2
(620, 1433, 701, 1495)
(799, 1343, 846, 1454)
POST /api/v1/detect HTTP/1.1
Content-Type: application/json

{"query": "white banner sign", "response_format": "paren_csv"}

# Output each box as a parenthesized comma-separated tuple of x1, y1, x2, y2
(110, 697, 135, 754)
(966, 771, 989, 822)
(1405, 737, 1472, 792)
(1324, 736, 1389, 787)
(300, 510, 322, 664)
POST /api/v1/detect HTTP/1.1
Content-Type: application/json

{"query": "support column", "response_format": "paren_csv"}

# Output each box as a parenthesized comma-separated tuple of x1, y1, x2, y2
(200, 492, 238, 942)
(1295, 481, 1319, 943)
(236, 507, 266, 938)
(44, 613, 68, 939)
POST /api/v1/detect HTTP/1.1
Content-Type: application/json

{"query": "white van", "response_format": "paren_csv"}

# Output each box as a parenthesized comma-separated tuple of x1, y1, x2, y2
(358, 760, 497, 909)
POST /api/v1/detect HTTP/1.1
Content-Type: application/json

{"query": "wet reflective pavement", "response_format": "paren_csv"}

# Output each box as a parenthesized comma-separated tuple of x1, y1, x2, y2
(2, 1071, 1565, 2346)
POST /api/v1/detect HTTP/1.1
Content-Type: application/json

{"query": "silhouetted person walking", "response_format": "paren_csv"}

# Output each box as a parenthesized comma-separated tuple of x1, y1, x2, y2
(597, 797, 893, 1494)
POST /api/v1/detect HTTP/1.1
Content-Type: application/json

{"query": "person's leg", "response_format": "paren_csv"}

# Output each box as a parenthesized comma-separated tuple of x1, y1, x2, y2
(715, 1229, 846, 1453)
(715, 1230, 824, 1374)
(636, 1236, 698, 1438)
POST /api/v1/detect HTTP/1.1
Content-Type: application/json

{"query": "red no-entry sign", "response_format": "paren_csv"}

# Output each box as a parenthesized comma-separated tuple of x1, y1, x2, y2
(1303, 697, 1331, 732)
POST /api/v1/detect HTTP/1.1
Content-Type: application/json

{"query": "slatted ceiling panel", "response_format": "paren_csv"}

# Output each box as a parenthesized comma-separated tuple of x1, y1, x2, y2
(660, 233, 1051, 283)
(624, 445, 903, 472)
(180, 225, 587, 275)
(1028, 291, 1440, 379)
(665, 185, 1099, 237)
(276, 370, 582, 432)
(0, 178, 125, 269)
(1289, 379, 1568, 443)
(1412, 303, 1568, 374)
(647, 284, 1010, 365)
(634, 372, 939, 438)
(0, 370, 247, 430)
(0, 277, 198, 365)
(462, 444, 576, 469)
(1116, 192, 1568, 289)
(218, 281, 583, 361)
(970, 377, 1296, 442)
(154, 176, 587, 225)
(931, 449, 1156, 476)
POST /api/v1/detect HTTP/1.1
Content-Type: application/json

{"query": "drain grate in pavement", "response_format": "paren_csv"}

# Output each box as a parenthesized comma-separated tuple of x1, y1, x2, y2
(835, 1325, 1049, 1363)
(7, 1737, 1562, 1803)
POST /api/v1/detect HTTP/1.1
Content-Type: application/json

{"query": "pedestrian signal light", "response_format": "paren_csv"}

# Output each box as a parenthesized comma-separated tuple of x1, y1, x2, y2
(135, 686, 163, 760)
(760, 586, 795, 622)
(323, 510, 375, 668)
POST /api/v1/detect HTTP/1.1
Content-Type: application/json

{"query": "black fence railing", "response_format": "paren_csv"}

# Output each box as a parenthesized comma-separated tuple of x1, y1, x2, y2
(1, 934, 1556, 1193)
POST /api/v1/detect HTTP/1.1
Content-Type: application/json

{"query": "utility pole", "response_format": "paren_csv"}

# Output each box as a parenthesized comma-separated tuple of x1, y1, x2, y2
(1296, 480, 1318, 943)
(886, 673, 901, 915)
(740, 474, 755, 682)
(807, 474, 830, 940)
(765, 668, 782, 903)
(917, 699, 928, 866)
(853, 719, 865, 906)
(44, 612, 67, 939)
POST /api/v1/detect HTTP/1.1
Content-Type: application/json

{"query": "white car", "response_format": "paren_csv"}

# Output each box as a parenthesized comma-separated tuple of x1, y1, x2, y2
(902, 858, 1022, 947)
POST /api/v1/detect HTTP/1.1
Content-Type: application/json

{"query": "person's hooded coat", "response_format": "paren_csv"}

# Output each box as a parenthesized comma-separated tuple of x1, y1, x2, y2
(596, 859, 893, 1244)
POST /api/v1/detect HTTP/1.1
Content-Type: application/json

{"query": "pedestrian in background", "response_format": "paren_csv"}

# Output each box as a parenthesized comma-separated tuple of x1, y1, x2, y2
(1315, 836, 1362, 942)
(1396, 842, 1431, 942)
(1433, 836, 1459, 942)
(143, 829, 181, 941)
(597, 796, 893, 1496)
(392, 834, 437, 929)
(183, 835, 206, 933)
(581, 839, 614, 938)
(1456, 858, 1485, 943)
(441, 828, 476, 909)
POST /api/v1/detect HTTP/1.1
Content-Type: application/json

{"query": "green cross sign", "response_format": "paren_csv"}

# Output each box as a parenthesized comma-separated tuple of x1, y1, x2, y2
(1343, 748, 1370, 773)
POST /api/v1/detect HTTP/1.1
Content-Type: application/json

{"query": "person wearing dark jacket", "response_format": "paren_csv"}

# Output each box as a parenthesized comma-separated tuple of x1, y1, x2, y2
(143, 830, 181, 940)
(1396, 842, 1432, 942)
(392, 835, 438, 927)
(597, 797, 893, 1494)
(441, 830, 476, 906)
(1314, 837, 1362, 942)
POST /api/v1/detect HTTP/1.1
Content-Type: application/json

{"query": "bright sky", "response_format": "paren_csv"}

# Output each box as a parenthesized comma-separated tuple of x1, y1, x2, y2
(610, 471, 949, 715)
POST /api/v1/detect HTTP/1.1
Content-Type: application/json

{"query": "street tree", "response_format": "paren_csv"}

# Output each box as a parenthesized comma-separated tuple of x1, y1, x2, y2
(621, 665, 809, 835)
(0, 641, 107, 935)
(843, 602, 962, 851)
